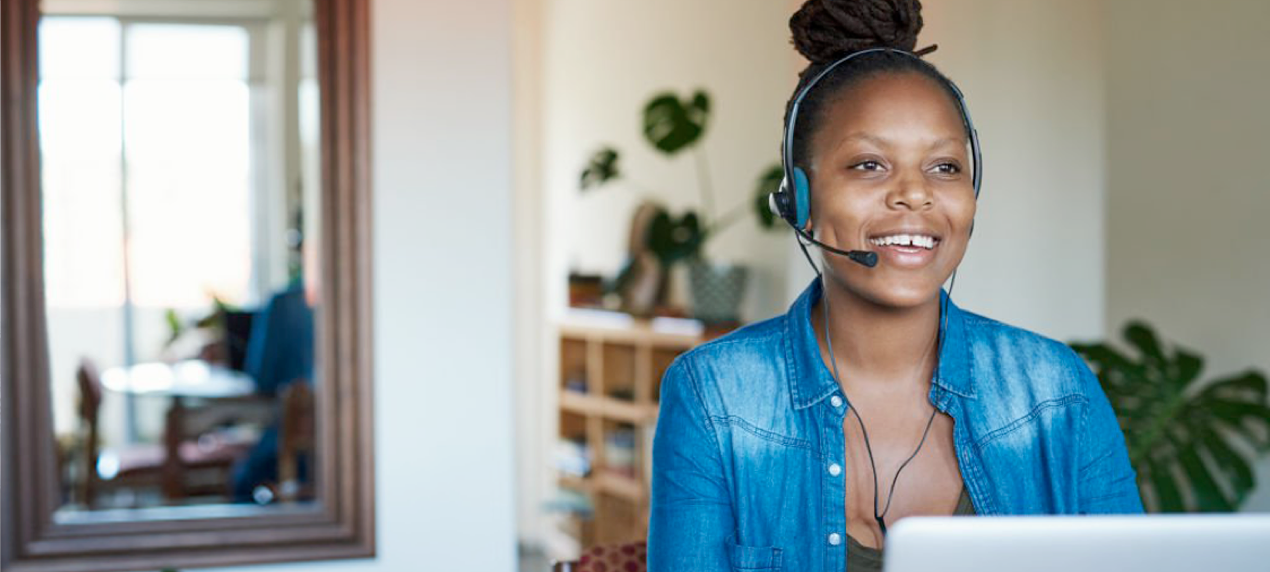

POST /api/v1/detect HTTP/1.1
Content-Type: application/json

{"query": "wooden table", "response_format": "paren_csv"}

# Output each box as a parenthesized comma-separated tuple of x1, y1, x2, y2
(101, 360, 256, 400)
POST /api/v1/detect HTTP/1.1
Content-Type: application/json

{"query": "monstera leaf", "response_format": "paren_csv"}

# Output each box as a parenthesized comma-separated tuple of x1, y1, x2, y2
(642, 90, 710, 155)
(646, 210, 704, 266)
(752, 163, 785, 230)
(1071, 322, 1270, 512)
(580, 146, 621, 191)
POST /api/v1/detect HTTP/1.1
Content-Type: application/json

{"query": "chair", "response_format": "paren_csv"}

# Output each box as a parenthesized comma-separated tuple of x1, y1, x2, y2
(76, 359, 165, 507)
(161, 394, 269, 500)
(553, 541, 647, 572)
(75, 358, 266, 506)
(276, 379, 315, 502)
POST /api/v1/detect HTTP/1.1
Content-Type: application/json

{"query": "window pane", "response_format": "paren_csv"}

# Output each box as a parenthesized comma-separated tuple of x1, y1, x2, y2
(124, 79, 253, 308)
(126, 24, 248, 80)
(39, 17, 120, 80)
(40, 80, 126, 308)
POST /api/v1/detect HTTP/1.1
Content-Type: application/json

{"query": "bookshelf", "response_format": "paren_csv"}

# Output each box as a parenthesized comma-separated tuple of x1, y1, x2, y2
(551, 310, 723, 549)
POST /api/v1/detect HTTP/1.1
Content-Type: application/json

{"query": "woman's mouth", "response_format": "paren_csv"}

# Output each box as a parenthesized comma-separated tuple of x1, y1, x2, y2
(867, 233, 941, 268)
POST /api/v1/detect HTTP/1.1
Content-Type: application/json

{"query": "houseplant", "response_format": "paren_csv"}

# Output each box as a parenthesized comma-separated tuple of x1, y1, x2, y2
(1071, 321, 1270, 512)
(580, 89, 785, 322)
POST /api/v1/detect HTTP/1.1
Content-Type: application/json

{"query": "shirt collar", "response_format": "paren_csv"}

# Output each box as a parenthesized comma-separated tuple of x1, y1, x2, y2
(784, 278, 975, 410)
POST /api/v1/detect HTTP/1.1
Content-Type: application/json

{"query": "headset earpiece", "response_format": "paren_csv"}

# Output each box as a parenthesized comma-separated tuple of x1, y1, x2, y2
(769, 168, 814, 230)
(792, 167, 811, 229)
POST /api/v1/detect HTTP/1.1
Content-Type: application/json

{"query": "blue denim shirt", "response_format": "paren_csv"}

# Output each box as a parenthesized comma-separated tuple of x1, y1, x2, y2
(648, 279, 1143, 572)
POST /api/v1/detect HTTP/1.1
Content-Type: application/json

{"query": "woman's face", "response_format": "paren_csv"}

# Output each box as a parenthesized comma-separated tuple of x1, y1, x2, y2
(807, 71, 976, 309)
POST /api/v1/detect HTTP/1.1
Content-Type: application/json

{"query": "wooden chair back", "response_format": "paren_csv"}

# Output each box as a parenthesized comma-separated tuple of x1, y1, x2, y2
(74, 359, 103, 506)
(278, 379, 315, 502)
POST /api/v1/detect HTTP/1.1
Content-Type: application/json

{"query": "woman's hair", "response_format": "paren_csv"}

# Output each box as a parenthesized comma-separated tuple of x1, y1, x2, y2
(786, 0, 965, 169)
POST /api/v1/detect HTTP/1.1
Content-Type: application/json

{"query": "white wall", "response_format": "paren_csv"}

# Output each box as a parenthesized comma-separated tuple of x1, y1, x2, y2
(211, 0, 519, 571)
(1104, 0, 1270, 512)
(512, 0, 548, 552)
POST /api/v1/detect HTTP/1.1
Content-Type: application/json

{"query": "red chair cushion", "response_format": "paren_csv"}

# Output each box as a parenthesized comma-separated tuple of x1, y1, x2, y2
(577, 541, 646, 572)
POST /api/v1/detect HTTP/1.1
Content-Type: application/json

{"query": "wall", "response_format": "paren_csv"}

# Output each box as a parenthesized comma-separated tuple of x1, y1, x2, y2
(1104, 0, 1270, 511)
(211, 0, 520, 570)
(512, 0, 548, 551)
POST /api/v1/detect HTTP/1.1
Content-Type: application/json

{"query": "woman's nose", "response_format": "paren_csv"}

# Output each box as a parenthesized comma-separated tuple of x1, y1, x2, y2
(886, 171, 934, 211)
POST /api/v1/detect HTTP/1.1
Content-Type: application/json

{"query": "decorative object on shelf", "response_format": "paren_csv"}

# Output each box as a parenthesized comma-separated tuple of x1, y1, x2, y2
(687, 259, 747, 324)
(581, 89, 785, 322)
(1070, 321, 1270, 513)
(568, 272, 605, 309)
(612, 202, 668, 316)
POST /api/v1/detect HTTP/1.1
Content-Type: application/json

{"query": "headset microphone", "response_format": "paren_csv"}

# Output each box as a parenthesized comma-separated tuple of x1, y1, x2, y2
(769, 187, 879, 268)
(794, 226, 878, 268)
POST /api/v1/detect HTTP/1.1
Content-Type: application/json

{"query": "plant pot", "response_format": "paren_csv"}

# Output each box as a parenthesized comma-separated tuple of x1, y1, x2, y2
(688, 259, 747, 324)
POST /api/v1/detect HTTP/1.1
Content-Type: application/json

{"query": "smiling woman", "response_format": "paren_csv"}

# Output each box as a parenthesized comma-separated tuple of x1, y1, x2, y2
(646, 1, 1142, 571)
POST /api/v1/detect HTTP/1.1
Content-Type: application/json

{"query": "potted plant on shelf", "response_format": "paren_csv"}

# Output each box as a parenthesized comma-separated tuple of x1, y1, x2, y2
(580, 89, 785, 323)
(1070, 321, 1270, 512)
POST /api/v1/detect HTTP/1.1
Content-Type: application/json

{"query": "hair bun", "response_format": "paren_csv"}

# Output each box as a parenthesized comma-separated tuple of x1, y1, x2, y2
(790, 0, 925, 64)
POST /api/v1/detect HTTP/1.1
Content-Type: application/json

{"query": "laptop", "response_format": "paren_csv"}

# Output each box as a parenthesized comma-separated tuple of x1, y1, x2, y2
(883, 514, 1270, 572)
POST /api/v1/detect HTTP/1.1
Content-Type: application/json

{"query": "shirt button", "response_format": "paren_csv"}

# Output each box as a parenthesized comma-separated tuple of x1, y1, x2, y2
(828, 463, 842, 477)
(828, 533, 842, 546)
(830, 395, 843, 408)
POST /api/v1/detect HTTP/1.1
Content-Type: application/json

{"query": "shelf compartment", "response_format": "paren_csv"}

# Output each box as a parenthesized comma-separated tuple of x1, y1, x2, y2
(560, 336, 589, 395)
(601, 342, 637, 402)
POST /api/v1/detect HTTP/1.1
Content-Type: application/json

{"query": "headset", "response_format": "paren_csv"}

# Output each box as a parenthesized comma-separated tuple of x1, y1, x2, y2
(768, 46, 983, 268)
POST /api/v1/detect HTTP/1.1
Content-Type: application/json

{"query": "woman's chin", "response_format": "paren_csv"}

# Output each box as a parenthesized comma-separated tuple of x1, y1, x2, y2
(853, 279, 943, 311)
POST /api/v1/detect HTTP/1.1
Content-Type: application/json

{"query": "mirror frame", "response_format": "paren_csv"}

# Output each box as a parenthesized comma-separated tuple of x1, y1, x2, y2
(1, 0, 375, 570)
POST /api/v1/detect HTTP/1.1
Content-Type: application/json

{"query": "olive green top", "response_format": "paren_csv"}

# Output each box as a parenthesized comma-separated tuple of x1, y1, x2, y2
(846, 485, 976, 572)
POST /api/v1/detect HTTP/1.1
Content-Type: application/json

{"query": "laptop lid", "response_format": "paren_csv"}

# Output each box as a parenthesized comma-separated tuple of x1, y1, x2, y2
(883, 515, 1270, 572)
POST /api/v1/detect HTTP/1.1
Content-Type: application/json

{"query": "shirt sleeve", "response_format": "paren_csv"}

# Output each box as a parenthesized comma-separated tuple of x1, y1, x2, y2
(1072, 349, 1146, 514)
(648, 356, 734, 572)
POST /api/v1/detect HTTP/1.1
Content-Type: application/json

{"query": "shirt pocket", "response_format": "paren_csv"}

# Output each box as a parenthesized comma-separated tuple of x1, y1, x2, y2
(728, 538, 782, 571)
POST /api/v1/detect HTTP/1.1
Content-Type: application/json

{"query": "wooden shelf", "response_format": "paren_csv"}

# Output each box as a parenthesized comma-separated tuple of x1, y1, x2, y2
(557, 472, 644, 502)
(594, 471, 645, 501)
(558, 474, 590, 493)
(560, 391, 655, 424)
(554, 312, 726, 550)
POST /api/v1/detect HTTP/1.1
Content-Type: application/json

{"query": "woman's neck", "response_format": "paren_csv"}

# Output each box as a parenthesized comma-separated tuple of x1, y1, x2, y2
(810, 278, 942, 394)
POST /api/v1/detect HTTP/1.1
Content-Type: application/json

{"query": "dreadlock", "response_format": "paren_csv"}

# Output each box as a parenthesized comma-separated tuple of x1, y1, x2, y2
(785, 0, 967, 172)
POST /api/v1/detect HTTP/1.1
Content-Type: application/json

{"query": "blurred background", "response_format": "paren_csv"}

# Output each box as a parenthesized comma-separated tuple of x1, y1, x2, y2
(6, 0, 1269, 571)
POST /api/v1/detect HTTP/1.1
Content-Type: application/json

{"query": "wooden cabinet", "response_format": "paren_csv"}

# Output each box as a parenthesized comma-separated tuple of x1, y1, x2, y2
(552, 311, 721, 549)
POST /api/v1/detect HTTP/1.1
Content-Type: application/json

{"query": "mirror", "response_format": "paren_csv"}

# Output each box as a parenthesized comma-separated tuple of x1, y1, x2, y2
(40, 0, 322, 515)
(2, 0, 373, 569)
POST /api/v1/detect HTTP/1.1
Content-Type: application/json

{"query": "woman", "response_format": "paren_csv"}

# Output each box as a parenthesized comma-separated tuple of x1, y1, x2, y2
(647, 1, 1142, 570)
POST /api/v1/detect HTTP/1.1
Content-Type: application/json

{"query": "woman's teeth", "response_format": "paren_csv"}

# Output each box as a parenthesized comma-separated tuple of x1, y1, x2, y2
(869, 234, 938, 249)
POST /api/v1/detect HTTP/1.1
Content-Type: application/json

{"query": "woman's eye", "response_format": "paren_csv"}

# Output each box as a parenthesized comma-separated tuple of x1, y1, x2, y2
(933, 162, 961, 174)
(852, 160, 883, 171)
